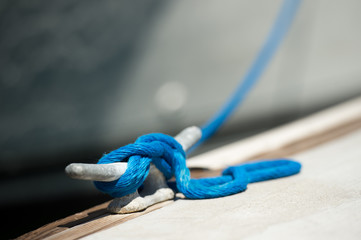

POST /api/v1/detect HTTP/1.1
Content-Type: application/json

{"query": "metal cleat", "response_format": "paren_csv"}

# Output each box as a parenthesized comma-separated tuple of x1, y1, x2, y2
(65, 126, 201, 213)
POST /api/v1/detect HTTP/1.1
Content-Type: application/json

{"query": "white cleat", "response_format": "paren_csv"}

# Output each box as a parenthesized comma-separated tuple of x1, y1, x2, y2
(65, 126, 201, 214)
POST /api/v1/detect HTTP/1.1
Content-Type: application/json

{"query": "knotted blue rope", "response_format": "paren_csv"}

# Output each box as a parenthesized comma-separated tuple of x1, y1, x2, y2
(94, 133, 301, 199)
(94, 0, 302, 199)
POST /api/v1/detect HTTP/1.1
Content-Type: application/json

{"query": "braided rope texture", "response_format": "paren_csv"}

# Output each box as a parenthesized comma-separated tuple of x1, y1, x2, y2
(94, 133, 301, 199)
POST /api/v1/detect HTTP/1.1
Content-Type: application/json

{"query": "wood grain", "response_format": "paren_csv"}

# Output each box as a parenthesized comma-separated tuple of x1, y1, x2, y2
(17, 200, 173, 240)
(16, 201, 110, 240)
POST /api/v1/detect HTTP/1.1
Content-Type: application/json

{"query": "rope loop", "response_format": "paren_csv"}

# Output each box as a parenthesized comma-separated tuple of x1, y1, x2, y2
(94, 133, 301, 199)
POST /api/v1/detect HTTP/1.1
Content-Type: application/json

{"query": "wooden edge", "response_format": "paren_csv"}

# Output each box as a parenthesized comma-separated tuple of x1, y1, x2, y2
(187, 96, 361, 170)
(16, 201, 110, 240)
(45, 200, 173, 240)
(17, 96, 361, 240)
(17, 200, 173, 240)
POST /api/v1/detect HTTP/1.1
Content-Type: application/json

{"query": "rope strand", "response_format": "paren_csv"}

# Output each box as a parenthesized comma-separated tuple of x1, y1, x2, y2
(94, 0, 302, 199)
(200, 0, 301, 143)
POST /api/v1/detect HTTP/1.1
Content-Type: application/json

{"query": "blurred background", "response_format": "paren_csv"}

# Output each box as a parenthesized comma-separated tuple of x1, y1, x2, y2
(1, 0, 361, 238)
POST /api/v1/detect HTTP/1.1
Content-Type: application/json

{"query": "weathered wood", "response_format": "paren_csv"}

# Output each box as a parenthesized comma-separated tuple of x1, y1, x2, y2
(16, 97, 361, 240)
(45, 201, 173, 240)
(17, 200, 173, 240)
(17, 201, 110, 240)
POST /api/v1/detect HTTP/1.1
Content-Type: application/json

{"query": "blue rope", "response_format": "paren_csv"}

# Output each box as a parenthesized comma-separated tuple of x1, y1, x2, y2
(201, 0, 301, 143)
(94, 133, 301, 198)
(94, 0, 302, 199)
